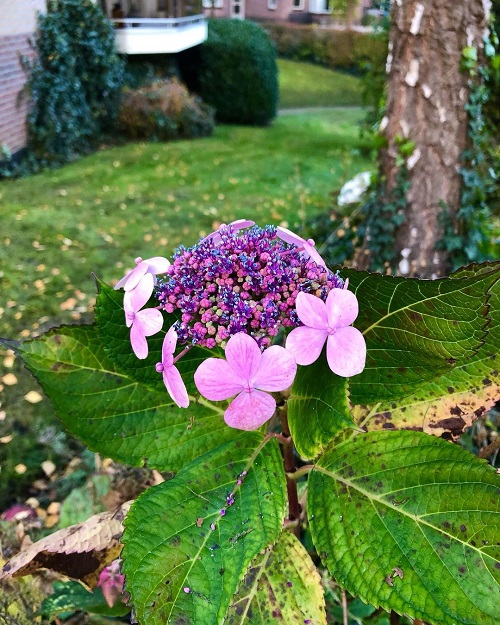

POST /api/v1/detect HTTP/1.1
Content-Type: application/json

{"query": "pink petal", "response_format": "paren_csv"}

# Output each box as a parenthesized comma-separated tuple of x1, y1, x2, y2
(224, 389, 276, 430)
(194, 358, 245, 401)
(229, 219, 255, 231)
(326, 326, 366, 377)
(326, 289, 359, 329)
(276, 226, 303, 246)
(114, 268, 134, 290)
(295, 292, 328, 329)
(252, 345, 297, 392)
(285, 326, 327, 366)
(162, 326, 177, 359)
(124, 272, 155, 312)
(135, 308, 163, 337)
(123, 262, 149, 292)
(164, 365, 189, 408)
(145, 256, 170, 275)
(303, 241, 326, 267)
(224, 333, 262, 386)
(130, 323, 149, 359)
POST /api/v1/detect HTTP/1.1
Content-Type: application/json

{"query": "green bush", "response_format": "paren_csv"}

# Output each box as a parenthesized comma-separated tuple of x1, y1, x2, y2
(22, 0, 124, 164)
(118, 79, 215, 141)
(264, 23, 387, 73)
(195, 19, 278, 125)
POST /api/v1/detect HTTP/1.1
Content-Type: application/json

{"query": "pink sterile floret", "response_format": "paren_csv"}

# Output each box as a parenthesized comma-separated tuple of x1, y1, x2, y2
(194, 332, 297, 430)
(155, 326, 189, 408)
(114, 255, 170, 294)
(200, 219, 255, 245)
(276, 226, 326, 267)
(97, 560, 125, 608)
(124, 273, 163, 359)
(285, 289, 366, 377)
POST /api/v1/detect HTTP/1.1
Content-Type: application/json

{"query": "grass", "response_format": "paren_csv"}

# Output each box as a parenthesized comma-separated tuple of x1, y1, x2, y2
(277, 59, 363, 109)
(0, 109, 372, 507)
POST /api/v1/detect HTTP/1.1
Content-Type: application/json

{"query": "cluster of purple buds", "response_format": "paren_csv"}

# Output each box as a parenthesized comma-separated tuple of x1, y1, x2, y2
(156, 222, 343, 349)
(114, 221, 367, 431)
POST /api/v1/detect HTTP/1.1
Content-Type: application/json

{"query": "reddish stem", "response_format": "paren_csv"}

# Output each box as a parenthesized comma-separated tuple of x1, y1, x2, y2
(279, 405, 301, 536)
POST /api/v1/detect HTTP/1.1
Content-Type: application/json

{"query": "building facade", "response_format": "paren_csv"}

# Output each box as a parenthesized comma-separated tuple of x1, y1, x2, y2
(0, 0, 46, 156)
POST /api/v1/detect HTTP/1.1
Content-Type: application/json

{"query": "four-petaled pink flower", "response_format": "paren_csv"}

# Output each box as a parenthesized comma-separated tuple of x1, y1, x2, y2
(97, 560, 125, 608)
(156, 326, 189, 408)
(201, 219, 255, 245)
(114, 256, 170, 299)
(286, 290, 366, 377)
(124, 273, 163, 359)
(194, 332, 297, 430)
(276, 226, 326, 267)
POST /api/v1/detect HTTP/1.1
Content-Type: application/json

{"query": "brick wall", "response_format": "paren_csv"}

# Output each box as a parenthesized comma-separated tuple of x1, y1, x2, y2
(0, 0, 46, 155)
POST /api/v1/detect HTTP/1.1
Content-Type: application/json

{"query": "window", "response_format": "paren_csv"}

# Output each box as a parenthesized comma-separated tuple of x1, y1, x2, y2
(202, 0, 224, 8)
(268, 0, 277, 9)
(292, 0, 304, 10)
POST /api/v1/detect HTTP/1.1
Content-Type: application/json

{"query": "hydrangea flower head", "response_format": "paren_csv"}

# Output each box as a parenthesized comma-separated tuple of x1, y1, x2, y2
(285, 289, 366, 377)
(124, 273, 163, 359)
(194, 332, 297, 430)
(156, 326, 189, 408)
(157, 223, 343, 349)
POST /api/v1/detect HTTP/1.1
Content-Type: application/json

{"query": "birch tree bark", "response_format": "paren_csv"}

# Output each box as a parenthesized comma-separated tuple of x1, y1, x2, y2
(379, 0, 490, 278)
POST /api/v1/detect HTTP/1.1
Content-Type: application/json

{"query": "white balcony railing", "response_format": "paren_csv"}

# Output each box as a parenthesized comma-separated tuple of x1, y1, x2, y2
(113, 15, 208, 55)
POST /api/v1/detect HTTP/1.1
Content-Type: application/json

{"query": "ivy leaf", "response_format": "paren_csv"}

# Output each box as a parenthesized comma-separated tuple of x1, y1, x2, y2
(95, 278, 222, 395)
(121, 433, 286, 624)
(288, 351, 355, 459)
(353, 262, 500, 436)
(225, 530, 326, 624)
(308, 430, 500, 625)
(5, 325, 238, 470)
(341, 266, 499, 403)
(40, 580, 129, 619)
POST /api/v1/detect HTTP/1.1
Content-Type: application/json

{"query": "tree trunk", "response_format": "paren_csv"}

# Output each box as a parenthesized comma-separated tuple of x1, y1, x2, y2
(379, 0, 490, 278)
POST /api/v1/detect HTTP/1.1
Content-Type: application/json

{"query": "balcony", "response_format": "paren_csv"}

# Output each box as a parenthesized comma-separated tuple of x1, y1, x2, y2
(105, 0, 207, 54)
(112, 15, 207, 54)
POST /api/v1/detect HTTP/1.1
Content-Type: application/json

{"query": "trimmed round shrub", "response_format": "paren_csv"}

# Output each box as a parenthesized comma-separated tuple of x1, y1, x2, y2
(118, 79, 215, 141)
(195, 19, 278, 126)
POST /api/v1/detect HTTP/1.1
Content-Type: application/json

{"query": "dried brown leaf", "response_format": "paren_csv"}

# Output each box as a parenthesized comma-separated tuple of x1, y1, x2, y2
(0, 501, 132, 587)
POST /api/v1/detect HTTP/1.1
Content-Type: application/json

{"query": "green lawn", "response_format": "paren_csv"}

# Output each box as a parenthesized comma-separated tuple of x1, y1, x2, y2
(0, 109, 371, 506)
(278, 59, 363, 108)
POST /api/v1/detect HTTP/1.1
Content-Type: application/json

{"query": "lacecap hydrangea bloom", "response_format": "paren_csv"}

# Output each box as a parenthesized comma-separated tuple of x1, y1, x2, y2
(114, 221, 366, 430)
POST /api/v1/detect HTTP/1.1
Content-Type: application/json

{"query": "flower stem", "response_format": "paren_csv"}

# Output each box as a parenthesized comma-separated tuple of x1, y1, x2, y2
(278, 404, 301, 536)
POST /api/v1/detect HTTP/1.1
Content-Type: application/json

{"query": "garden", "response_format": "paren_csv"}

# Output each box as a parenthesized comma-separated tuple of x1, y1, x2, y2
(0, 1, 499, 624)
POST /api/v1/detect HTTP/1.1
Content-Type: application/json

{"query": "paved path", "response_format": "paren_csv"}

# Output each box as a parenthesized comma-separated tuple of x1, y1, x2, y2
(278, 106, 364, 115)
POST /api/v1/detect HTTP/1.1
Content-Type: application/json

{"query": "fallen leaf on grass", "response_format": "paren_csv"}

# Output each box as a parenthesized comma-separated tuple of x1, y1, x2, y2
(25, 391, 43, 404)
(0, 501, 132, 588)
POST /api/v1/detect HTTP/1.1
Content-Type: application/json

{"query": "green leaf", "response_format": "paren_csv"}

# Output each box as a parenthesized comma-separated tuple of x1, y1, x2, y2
(308, 430, 500, 625)
(353, 262, 500, 436)
(225, 530, 326, 624)
(94, 278, 223, 396)
(121, 433, 286, 625)
(40, 580, 129, 619)
(59, 486, 94, 528)
(288, 351, 355, 459)
(12, 324, 238, 470)
(341, 266, 499, 403)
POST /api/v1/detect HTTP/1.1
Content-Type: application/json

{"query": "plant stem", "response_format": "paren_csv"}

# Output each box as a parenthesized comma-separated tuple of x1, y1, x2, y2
(341, 589, 348, 625)
(278, 404, 301, 536)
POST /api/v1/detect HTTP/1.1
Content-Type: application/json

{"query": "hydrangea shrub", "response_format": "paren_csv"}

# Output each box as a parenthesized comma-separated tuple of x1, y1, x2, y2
(2, 221, 499, 624)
